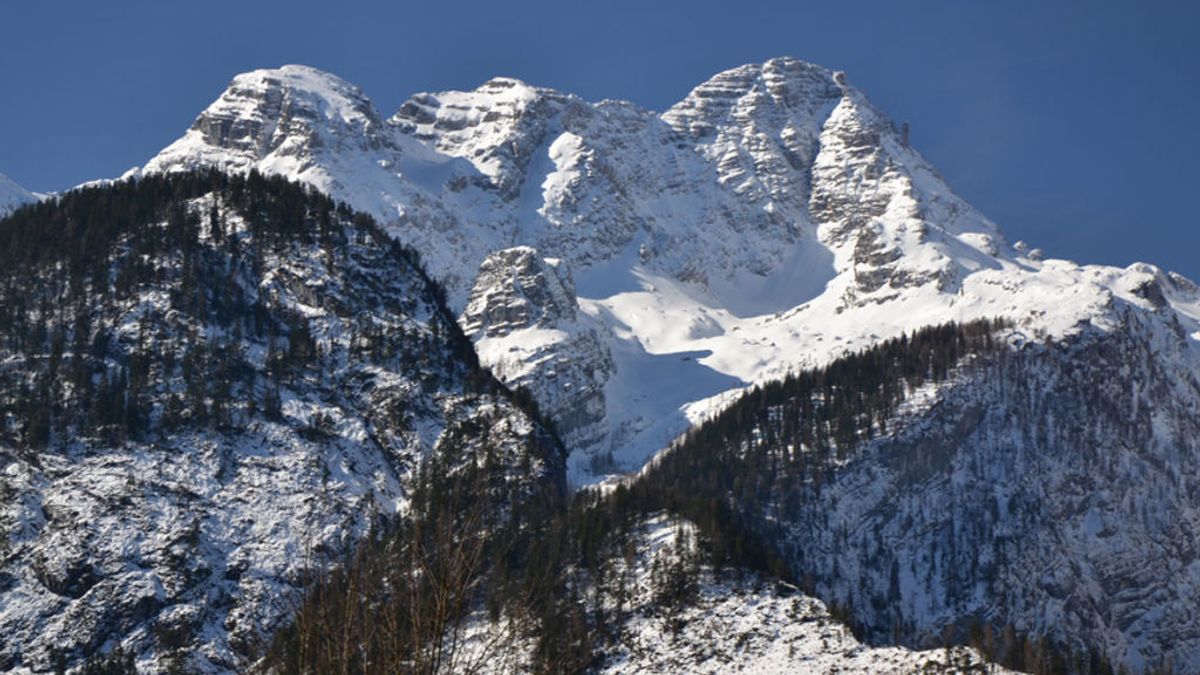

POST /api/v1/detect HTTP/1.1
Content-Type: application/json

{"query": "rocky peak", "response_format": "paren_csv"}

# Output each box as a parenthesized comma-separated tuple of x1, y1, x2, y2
(660, 58, 845, 243)
(662, 57, 841, 138)
(391, 77, 582, 199)
(461, 246, 578, 338)
(145, 65, 398, 174)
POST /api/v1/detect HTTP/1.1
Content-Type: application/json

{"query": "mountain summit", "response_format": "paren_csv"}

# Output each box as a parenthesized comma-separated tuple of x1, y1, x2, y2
(138, 58, 1200, 481)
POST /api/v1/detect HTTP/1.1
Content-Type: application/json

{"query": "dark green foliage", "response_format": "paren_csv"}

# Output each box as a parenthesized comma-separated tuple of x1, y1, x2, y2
(79, 647, 137, 675)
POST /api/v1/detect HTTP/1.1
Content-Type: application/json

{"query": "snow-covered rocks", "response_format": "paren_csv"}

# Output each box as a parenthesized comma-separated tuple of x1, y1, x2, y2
(462, 246, 581, 337)
(464, 247, 614, 459)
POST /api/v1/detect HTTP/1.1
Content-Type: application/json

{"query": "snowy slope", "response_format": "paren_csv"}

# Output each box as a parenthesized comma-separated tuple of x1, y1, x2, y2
(780, 313, 1200, 672)
(0, 172, 38, 216)
(138, 58, 1200, 490)
(603, 517, 1019, 674)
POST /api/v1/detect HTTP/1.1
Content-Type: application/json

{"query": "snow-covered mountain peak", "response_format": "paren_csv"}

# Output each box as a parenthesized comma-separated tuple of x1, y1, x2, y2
(394, 74, 568, 127)
(134, 58, 1200, 489)
(663, 56, 841, 137)
(210, 64, 384, 136)
(391, 76, 587, 199)
(0, 172, 38, 217)
(144, 64, 397, 178)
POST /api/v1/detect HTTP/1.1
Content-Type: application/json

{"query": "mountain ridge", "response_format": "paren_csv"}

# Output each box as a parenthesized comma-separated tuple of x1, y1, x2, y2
(0, 171, 564, 672)
(132, 57, 1200, 485)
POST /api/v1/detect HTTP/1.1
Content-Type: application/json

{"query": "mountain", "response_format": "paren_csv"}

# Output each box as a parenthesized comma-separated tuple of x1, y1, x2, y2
(33, 57, 1200, 671)
(0, 172, 38, 216)
(0, 172, 563, 672)
(138, 59, 1200, 489)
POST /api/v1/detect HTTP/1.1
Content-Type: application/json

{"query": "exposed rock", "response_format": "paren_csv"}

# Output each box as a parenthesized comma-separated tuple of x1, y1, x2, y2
(462, 246, 580, 337)
(464, 247, 614, 455)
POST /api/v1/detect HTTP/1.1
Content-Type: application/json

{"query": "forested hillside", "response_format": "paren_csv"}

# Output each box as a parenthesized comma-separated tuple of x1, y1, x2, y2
(0, 172, 563, 672)
(268, 319, 1033, 674)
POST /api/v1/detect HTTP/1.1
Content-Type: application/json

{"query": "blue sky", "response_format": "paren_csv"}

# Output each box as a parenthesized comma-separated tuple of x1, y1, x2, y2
(3, 1, 1198, 278)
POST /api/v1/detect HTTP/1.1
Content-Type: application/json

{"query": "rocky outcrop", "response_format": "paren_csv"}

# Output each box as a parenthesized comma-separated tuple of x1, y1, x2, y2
(462, 246, 580, 337)
(463, 247, 614, 455)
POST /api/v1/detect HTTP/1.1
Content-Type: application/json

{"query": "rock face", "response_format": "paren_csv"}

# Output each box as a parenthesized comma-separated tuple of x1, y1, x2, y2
(462, 246, 581, 337)
(462, 247, 614, 459)
(0, 175, 562, 673)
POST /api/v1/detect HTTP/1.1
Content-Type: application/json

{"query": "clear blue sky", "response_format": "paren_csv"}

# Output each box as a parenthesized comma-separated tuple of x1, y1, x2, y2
(3, 1, 1198, 278)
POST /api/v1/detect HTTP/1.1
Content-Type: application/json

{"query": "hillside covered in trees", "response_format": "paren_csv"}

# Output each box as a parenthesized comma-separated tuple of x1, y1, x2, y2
(267, 318, 1072, 673)
(0, 172, 564, 672)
